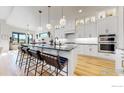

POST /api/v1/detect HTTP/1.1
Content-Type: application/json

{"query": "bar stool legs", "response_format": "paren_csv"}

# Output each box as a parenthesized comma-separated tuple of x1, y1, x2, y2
(56, 68, 59, 76)
(20, 53, 25, 69)
(35, 59, 39, 76)
(24, 55, 29, 73)
(67, 62, 68, 76)
(16, 50, 20, 64)
(27, 57, 31, 76)
(18, 52, 23, 67)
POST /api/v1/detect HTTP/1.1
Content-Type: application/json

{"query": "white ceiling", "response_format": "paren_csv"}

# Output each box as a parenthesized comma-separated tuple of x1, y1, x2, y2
(0, 6, 14, 19)
(0, 6, 116, 31)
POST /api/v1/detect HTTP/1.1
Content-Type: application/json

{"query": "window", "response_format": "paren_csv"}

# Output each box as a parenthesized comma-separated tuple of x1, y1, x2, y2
(27, 34, 33, 43)
(12, 33, 18, 43)
(12, 32, 26, 44)
(39, 32, 49, 39)
(19, 34, 26, 43)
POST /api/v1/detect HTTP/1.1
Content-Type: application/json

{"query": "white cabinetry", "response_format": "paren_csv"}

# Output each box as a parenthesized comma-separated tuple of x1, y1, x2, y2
(85, 23, 97, 38)
(97, 16, 117, 35)
(117, 7, 124, 49)
(76, 22, 97, 38)
(115, 49, 124, 75)
(64, 19, 76, 33)
(77, 45, 98, 56)
(77, 44, 115, 60)
(0, 23, 1, 38)
(76, 24, 85, 38)
(54, 29, 65, 38)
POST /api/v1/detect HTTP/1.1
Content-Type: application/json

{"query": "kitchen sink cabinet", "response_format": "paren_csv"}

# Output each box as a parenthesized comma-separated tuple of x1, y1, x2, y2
(97, 16, 117, 35)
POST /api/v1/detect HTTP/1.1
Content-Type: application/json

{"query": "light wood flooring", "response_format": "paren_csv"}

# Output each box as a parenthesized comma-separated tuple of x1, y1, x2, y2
(74, 55, 117, 76)
(0, 51, 117, 76)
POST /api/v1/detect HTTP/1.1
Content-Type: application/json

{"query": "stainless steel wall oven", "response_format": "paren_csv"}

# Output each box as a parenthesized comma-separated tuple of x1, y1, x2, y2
(98, 34, 116, 53)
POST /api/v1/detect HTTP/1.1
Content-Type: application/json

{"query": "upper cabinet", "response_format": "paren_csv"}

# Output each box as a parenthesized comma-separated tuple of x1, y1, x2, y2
(75, 23, 85, 38)
(75, 18, 97, 38)
(97, 8, 117, 35)
(85, 23, 97, 38)
(97, 16, 117, 35)
(64, 19, 76, 34)
(117, 7, 124, 49)
(54, 28, 65, 38)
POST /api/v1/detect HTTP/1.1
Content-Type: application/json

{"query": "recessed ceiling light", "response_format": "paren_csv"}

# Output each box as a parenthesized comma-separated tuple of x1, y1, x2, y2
(78, 9, 82, 13)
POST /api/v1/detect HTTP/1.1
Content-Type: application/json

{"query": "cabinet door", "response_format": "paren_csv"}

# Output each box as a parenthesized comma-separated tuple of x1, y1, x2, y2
(90, 23, 97, 37)
(77, 45, 83, 54)
(55, 29, 65, 38)
(76, 24, 85, 38)
(64, 19, 75, 33)
(77, 45, 98, 56)
(90, 45, 98, 56)
(97, 19, 106, 35)
(85, 23, 97, 38)
(106, 16, 117, 34)
(85, 24, 90, 38)
(97, 16, 117, 35)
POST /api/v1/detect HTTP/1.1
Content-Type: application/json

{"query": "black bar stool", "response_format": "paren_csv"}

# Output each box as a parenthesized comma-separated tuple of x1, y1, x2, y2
(19, 47, 30, 69)
(26, 49, 44, 76)
(40, 53, 68, 76)
(16, 46, 23, 65)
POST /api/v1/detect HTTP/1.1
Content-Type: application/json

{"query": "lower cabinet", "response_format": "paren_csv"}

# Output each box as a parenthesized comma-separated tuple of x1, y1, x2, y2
(77, 44, 115, 60)
(74, 55, 116, 76)
(77, 45, 98, 56)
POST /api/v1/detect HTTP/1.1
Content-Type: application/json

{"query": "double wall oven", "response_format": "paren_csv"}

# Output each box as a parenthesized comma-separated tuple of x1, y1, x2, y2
(98, 34, 116, 54)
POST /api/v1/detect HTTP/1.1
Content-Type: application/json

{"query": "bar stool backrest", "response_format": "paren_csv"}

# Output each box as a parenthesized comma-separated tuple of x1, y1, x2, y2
(42, 53, 61, 69)
(18, 46, 23, 51)
(22, 47, 30, 54)
(28, 49, 43, 60)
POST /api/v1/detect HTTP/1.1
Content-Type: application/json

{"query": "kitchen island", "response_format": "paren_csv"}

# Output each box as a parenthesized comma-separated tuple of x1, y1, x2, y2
(22, 44, 78, 75)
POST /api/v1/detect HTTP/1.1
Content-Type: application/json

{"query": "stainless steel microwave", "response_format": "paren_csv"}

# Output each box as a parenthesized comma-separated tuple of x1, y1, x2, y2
(99, 34, 116, 43)
(98, 34, 116, 54)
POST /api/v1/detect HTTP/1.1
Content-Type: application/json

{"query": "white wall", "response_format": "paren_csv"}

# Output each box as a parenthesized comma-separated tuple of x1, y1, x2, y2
(0, 19, 36, 52)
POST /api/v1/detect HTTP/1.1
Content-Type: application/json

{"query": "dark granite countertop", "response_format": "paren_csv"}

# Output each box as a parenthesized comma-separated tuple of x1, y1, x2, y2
(22, 44, 77, 51)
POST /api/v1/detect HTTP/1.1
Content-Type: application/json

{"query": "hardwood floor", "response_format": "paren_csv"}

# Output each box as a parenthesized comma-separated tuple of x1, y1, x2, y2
(0, 51, 117, 76)
(74, 55, 117, 76)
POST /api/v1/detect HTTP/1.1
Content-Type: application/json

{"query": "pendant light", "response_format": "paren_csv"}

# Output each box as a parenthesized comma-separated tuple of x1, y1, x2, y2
(26, 24, 30, 44)
(38, 10, 43, 31)
(59, 6, 66, 27)
(27, 24, 30, 35)
(46, 6, 52, 30)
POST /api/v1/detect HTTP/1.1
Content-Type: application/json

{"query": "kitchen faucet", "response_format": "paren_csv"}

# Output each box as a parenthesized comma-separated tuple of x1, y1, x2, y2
(54, 37, 58, 46)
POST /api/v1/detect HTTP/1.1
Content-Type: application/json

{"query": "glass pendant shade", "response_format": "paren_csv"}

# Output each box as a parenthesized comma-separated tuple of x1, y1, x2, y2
(46, 23, 52, 30)
(59, 16, 66, 26)
(46, 6, 52, 30)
